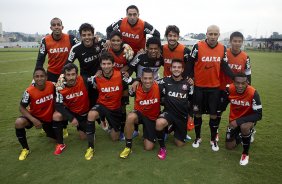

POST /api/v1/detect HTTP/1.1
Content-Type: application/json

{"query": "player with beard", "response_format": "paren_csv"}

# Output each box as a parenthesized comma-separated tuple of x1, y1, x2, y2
(155, 59, 193, 160)
(53, 63, 90, 155)
(15, 68, 56, 160)
(225, 73, 262, 165)
(106, 5, 160, 55)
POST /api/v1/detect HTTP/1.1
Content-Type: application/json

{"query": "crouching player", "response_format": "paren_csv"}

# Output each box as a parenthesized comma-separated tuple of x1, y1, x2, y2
(155, 59, 193, 160)
(225, 73, 262, 166)
(53, 63, 90, 155)
(120, 68, 161, 159)
(15, 67, 56, 160)
(85, 52, 133, 160)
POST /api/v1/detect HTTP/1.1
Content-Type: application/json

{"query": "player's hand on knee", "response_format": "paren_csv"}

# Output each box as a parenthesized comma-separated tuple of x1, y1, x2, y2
(32, 118, 42, 129)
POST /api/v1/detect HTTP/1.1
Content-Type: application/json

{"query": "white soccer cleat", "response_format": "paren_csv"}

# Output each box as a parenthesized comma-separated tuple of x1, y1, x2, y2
(192, 138, 202, 148)
(210, 141, 219, 152)
(251, 129, 256, 143)
(240, 154, 249, 166)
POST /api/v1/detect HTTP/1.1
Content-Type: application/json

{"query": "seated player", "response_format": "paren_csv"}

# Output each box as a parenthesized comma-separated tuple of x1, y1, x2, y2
(15, 67, 56, 160)
(225, 73, 262, 166)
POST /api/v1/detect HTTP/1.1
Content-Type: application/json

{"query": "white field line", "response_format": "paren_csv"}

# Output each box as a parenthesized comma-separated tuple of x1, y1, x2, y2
(0, 71, 30, 75)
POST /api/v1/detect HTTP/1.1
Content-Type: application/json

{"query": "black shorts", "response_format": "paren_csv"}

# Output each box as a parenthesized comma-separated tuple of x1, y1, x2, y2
(193, 86, 220, 115)
(91, 104, 122, 132)
(132, 110, 156, 143)
(71, 113, 88, 133)
(218, 90, 229, 113)
(158, 111, 187, 142)
(20, 116, 56, 139)
(47, 71, 60, 83)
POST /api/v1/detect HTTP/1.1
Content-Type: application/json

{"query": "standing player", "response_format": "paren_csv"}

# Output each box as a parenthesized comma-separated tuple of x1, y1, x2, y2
(106, 5, 160, 55)
(156, 59, 193, 160)
(35, 17, 79, 137)
(162, 25, 190, 77)
(187, 25, 234, 151)
(225, 73, 262, 165)
(85, 52, 132, 160)
(120, 68, 161, 159)
(52, 63, 90, 155)
(15, 68, 56, 160)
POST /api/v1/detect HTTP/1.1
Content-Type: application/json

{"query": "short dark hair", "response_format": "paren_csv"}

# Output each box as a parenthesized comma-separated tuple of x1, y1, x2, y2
(126, 5, 139, 13)
(100, 52, 115, 64)
(33, 67, 46, 75)
(79, 23, 94, 35)
(146, 37, 161, 48)
(62, 63, 78, 74)
(171, 58, 184, 67)
(165, 25, 180, 37)
(109, 30, 122, 40)
(50, 17, 62, 26)
(142, 67, 153, 76)
(230, 31, 244, 41)
(234, 72, 247, 79)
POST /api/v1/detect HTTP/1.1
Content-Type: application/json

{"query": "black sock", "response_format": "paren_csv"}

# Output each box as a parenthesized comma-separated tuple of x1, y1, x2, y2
(209, 119, 219, 141)
(16, 128, 29, 150)
(156, 130, 165, 148)
(53, 121, 64, 144)
(242, 133, 251, 155)
(62, 120, 68, 129)
(194, 117, 202, 139)
(126, 138, 132, 148)
(86, 121, 95, 148)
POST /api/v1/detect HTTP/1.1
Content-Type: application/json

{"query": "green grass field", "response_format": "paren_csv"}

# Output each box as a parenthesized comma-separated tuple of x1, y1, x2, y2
(0, 48, 281, 184)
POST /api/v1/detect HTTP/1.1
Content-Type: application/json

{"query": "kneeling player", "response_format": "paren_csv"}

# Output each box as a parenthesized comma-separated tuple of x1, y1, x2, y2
(156, 59, 193, 160)
(53, 63, 90, 155)
(225, 73, 262, 166)
(120, 68, 161, 159)
(85, 52, 132, 160)
(15, 68, 56, 160)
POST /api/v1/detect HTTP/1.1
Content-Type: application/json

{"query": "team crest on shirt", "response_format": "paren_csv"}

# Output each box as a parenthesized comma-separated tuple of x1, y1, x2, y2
(155, 61, 160, 66)
(95, 46, 101, 52)
(182, 84, 188, 90)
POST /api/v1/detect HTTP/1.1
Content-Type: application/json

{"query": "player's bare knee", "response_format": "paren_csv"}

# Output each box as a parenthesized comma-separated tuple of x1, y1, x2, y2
(126, 112, 137, 124)
(175, 139, 185, 147)
(110, 130, 119, 141)
(144, 139, 154, 151)
(15, 118, 26, 129)
(156, 118, 167, 131)
(225, 141, 236, 150)
(88, 110, 99, 121)
(53, 111, 63, 121)
(240, 122, 253, 135)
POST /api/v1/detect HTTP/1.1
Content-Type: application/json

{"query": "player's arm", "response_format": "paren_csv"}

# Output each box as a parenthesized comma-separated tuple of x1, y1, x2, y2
(106, 19, 122, 39)
(35, 38, 47, 69)
(245, 55, 252, 84)
(69, 34, 79, 46)
(234, 91, 262, 126)
(66, 44, 78, 64)
(144, 22, 160, 38)
(184, 44, 198, 79)
(127, 54, 141, 76)
(156, 78, 165, 97)
(55, 89, 75, 122)
(19, 90, 42, 128)
(221, 47, 235, 80)
(182, 47, 192, 78)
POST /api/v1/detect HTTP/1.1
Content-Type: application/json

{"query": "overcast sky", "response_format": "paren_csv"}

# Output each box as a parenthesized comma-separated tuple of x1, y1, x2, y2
(1, 0, 282, 38)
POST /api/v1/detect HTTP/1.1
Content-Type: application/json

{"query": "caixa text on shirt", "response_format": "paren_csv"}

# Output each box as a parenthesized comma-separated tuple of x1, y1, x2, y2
(101, 86, 120, 92)
(201, 56, 221, 62)
(122, 32, 139, 39)
(139, 98, 158, 105)
(230, 99, 250, 106)
(66, 91, 83, 99)
(49, 47, 69, 53)
(36, 94, 53, 104)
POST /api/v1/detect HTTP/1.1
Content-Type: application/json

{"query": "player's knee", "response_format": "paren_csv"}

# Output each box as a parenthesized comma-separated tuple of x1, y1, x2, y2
(88, 110, 99, 121)
(78, 131, 87, 140)
(240, 122, 253, 135)
(126, 112, 137, 124)
(225, 141, 236, 150)
(53, 111, 63, 121)
(156, 118, 167, 131)
(15, 118, 26, 129)
(144, 141, 154, 151)
(175, 139, 185, 147)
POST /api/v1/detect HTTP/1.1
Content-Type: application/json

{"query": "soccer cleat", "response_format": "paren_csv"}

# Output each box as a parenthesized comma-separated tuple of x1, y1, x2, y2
(119, 132, 125, 141)
(85, 147, 94, 160)
(19, 148, 30, 160)
(120, 147, 132, 159)
(210, 141, 219, 151)
(240, 154, 249, 166)
(132, 131, 139, 139)
(54, 144, 66, 155)
(192, 138, 202, 148)
(157, 147, 167, 160)
(63, 128, 69, 138)
(101, 120, 109, 131)
(185, 134, 192, 142)
(251, 129, 256, 143)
